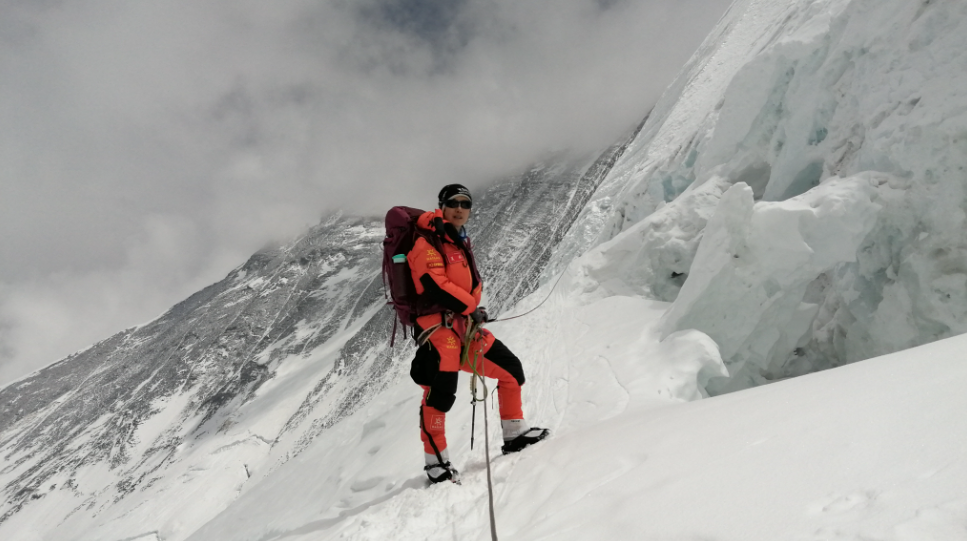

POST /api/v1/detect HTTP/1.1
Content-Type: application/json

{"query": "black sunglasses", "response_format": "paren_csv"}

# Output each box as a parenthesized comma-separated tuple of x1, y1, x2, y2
(443, 199, 472, 209)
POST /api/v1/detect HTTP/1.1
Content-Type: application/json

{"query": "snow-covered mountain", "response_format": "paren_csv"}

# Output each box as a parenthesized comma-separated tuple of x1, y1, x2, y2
(3, 0, 967, 539)
(0, 143, 633, 537)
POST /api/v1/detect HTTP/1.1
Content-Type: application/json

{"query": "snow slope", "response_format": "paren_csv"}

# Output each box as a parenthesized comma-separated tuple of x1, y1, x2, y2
(185, 290, 967, 541)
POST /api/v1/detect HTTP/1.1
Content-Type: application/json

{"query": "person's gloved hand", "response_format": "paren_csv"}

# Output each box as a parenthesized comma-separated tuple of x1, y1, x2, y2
(470, 306, 489, 324)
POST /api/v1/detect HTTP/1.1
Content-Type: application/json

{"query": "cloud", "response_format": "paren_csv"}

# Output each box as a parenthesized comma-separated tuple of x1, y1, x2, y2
(0, 0, 732, 386)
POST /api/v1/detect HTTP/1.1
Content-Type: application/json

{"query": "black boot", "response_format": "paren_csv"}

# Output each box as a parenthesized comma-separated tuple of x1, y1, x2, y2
(501, 425, 550, 454)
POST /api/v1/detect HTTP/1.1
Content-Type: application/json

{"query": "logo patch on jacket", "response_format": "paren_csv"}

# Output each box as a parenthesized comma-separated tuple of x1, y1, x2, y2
(426, 249, 442, 261)
(446, 252, 465, 264)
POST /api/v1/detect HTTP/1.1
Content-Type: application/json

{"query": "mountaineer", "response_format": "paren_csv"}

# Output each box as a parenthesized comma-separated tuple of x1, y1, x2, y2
(407, 184, 549, 484)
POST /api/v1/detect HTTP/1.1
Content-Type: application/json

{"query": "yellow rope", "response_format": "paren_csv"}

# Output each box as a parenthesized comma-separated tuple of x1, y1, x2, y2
(461, 321, 488, 402)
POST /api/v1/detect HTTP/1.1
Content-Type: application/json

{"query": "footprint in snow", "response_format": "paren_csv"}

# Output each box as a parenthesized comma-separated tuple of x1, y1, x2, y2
(361, 419, 386, 439)
(807, 490, 878, 515)
(350, 476, 385, 492)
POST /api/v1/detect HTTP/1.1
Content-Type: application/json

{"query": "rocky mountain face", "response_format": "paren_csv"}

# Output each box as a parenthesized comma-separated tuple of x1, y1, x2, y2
(0, 136, 633, 527)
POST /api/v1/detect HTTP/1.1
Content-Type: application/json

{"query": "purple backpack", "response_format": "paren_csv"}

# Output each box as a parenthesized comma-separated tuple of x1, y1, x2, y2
(382, 207, 444, 345)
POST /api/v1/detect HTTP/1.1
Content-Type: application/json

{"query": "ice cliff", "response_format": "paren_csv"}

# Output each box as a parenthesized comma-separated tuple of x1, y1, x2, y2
(571, 0, 967, 392)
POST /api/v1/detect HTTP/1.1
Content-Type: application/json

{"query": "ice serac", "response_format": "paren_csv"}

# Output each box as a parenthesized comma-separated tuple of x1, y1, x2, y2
(573, 0, 967, 391)
(661, 175, 884, 392)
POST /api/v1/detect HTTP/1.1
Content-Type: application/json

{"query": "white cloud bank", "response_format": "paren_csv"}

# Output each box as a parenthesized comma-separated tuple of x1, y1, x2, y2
(0, 0, 733, 386)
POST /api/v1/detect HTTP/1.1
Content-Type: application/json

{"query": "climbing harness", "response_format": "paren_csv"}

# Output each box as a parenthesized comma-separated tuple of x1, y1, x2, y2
(415, 312, 455, 346)
(416, 323, 442, 347)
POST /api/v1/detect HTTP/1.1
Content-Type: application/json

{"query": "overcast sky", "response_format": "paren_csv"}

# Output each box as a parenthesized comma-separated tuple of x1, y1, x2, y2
(0, 0, 733, 387)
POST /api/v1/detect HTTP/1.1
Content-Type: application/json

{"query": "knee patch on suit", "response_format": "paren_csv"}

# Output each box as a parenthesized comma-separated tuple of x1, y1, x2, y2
(425, 371, 459, 412)
(410, 341, 439, 387)
(484, 339, 526, 386)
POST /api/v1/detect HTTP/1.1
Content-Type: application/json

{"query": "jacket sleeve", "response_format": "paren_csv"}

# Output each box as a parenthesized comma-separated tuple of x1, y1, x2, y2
(409, 237, 477, 315)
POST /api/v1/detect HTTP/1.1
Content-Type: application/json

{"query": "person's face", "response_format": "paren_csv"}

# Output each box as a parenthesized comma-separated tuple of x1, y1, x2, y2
(442, 196, 471, 229)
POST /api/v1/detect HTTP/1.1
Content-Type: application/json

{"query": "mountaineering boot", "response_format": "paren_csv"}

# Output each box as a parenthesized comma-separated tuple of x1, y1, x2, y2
(501, 419, 550, 454)
(424, 450, 459, 484)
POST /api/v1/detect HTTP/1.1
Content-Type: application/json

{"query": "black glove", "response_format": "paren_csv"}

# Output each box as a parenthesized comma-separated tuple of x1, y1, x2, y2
(470, 306, 489, 324)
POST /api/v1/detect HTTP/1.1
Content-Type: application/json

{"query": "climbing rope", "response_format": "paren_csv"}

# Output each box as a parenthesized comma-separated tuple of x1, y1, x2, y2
(447, 270, 572, 541)
(488, 269, 568, 323)
(462, 321, 499, 541)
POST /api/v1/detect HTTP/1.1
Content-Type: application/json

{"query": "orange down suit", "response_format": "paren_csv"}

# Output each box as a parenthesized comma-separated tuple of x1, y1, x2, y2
(407, 209, 526, 455)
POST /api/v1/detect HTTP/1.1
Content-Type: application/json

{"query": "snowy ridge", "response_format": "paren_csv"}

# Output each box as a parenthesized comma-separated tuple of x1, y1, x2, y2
(0, 216, 390, 533)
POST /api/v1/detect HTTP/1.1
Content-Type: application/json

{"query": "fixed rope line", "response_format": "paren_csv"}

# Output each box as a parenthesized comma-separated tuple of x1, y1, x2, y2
(462, 321, 499, 541)
(488, 269, 568, 323)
